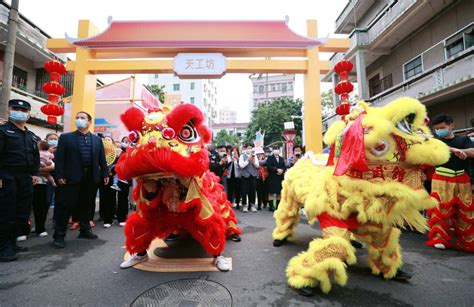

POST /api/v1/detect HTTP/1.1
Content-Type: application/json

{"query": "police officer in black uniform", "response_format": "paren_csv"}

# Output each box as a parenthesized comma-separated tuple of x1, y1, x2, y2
(0, 99, 40, 262)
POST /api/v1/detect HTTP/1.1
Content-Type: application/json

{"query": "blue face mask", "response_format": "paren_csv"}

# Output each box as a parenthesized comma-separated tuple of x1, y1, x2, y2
(9, 110, 29, 122)
(47, 140, 58, 147)
(435, 128, 450, 137)
(470, 137, 474, 143)
(75, 118, 88, 129)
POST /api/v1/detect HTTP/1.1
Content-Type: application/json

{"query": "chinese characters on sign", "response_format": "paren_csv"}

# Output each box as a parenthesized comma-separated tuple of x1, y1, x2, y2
(174, 53, 226, 78)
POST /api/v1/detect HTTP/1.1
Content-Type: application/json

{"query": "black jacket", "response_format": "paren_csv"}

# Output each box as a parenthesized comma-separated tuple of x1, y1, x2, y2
(266, 155, 286, 194)
(0, 121, 40, 175)
(55, 131, 108, 185)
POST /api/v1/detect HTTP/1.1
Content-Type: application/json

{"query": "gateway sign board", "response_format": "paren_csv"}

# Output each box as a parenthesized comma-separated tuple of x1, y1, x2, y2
(173, 53, 226, 78)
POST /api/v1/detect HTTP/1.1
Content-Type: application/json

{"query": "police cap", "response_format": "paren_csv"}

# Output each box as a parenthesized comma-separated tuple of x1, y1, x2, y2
(8, 99, 31, 111)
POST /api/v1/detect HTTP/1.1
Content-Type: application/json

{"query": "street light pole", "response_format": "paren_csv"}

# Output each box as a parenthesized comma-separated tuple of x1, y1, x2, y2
(0, 0, 20, 119)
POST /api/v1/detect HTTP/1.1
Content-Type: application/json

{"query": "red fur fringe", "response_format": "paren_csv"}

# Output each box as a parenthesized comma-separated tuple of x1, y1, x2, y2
(120, 107, 145, 132)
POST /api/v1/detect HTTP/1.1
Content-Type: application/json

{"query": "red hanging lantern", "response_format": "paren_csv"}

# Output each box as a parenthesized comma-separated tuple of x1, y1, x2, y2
(44, 60, 67, 75)
(334, 60, 353, 80)
(41, 103, 64, 116)
(333, 60, 354, 117)
(42, 82, 65, 96)
(41, 60, 66, 124)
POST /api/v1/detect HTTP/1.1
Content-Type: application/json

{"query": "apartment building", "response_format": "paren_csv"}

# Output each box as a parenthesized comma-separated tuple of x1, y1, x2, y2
(324, 0, 474, 132)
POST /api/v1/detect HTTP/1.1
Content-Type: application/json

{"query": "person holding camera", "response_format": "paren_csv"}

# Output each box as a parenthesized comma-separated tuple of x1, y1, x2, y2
(239, 144, 259, 212)
(209, 144, 228, 184)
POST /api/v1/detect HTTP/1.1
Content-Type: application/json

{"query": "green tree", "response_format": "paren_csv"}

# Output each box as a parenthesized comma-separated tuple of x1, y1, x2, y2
(146, 84, 166, 103)
(321, 89, 335, 119)
(245, 97, 303, 146)
(214, 129, 240, 146)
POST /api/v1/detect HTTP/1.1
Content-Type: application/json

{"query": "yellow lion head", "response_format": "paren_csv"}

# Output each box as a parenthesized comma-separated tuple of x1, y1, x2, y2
(323, 97, 449, 168)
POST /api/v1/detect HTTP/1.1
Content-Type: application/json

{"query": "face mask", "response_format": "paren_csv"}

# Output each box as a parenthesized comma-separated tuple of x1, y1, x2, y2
(47, 140, 58, 147)
(219, 151, 226, 157)
(295, 153, 302, 158)
(121, 142, 128, 148)
(273, 150, 280, 156)
(470, 137, 474, 143)
(75, 119, 88, 129)
(9, 111, 29, 122)
(435, 128, 450, 137)
(246, 149, 252, 155)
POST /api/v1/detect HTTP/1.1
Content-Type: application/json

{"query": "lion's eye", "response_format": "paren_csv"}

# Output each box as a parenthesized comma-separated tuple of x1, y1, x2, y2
(178, 123, 200, 143)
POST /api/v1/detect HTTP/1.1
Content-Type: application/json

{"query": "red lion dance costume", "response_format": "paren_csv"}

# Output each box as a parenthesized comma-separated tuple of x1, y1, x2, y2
(116, 104, 241, 271)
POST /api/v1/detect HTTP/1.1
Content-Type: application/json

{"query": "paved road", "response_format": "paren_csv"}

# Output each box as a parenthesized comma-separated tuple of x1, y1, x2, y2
(1, 208, 473, 306)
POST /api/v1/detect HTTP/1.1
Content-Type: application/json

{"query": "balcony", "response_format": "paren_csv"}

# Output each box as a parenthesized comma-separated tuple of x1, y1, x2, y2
(335, 0, 375, 34)
(0, 4, 64, 66)
(369, 49, 473, 108)
(1, 81, 64, 126)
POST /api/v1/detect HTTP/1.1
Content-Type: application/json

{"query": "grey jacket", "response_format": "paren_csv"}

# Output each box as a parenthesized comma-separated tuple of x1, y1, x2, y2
(239, 153, 259, 178)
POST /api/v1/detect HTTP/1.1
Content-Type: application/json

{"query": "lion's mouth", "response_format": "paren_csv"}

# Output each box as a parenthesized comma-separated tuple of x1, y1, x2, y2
(140, 174, 191, 212)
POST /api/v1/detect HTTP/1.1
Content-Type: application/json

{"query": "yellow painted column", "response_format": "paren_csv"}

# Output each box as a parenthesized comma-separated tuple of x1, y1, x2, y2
(70, 20, 99, 131)
(303, 20, 323, 153)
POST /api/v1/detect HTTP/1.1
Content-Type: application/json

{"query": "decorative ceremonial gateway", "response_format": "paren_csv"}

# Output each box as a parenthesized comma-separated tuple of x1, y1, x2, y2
(272, 97, 450, 295)
(40, 61, 66, 124)
(115, 104, 241, 270)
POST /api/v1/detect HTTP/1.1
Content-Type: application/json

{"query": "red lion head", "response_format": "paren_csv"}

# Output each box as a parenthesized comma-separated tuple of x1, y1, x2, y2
(116, 104, 212, 181)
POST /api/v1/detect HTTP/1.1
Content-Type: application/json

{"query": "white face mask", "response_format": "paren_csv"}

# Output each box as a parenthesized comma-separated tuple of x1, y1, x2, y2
(273, 150, 280, 156)
(246, 149, 252, 155)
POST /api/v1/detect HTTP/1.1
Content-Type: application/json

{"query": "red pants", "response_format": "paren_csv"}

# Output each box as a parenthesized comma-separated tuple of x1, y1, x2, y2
(427, 173, 474, 252)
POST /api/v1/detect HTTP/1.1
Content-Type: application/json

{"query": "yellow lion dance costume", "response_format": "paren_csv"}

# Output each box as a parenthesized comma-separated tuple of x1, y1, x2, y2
(272, 97, 450, 295)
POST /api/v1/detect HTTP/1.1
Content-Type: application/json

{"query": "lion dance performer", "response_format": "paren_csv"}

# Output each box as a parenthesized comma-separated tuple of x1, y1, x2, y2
(272, 97, 450, 296)
(426, 113, 474, 251)
(116, 104, 241, 271)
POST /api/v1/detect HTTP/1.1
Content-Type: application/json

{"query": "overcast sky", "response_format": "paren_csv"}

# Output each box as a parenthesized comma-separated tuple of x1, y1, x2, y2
(17, 0, 347, 121)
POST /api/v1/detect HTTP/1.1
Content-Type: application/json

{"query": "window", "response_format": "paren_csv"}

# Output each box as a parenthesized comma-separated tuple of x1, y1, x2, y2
(369, 75, 382, 97)
(258, 85, 264, 94)
(271, 84, 276, 92)
(282, 83, 287, 93)
(445, 26, 474, 58)
(12, 66, 27, 90)
(154, 74, 159, 78)
(190, 97, 195, 104)
(173, 84, 180, 91)
(446, 37, 464, 58)
(190, 82, 195, 90)
(403, 56, 423, 80)
(381, 74, 393, 91)
(275, 83, 280, 91)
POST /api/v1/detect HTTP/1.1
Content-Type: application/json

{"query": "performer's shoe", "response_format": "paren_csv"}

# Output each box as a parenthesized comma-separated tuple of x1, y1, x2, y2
(434, 243, 446, 250)
(269, 205, 275, 212)
(230, 234, 241, 242)
(214, 255, 230, 272)
(164, 234, 179, 242)
(52, 237, 65, 249)
(350, 240, 363, 249)
(392, 269, 411, 281)
(297, 287, 315, 297)
(120, 253, 148, 269)
(273, 238, 287, 247)
(78, 231, 98, 240)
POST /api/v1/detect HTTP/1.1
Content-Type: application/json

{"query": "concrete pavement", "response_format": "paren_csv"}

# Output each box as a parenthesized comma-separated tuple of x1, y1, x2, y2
(1, 209, 473, 306)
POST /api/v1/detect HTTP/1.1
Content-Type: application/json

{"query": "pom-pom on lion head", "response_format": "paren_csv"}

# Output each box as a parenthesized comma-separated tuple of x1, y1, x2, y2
(116, 104, 212, 181)
(324, 97, 449, 176)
